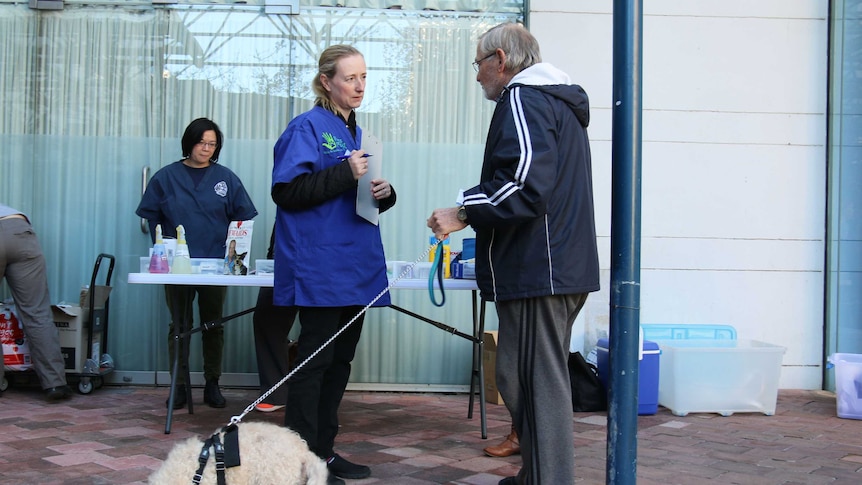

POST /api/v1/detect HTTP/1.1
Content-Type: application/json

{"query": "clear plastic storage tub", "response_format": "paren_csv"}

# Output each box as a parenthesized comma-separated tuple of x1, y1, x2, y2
(829, 353, 862, 420)
(656, 339, 785, 416)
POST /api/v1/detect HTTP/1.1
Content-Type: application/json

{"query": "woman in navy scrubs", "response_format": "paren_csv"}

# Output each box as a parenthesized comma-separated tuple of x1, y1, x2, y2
(137, 118, 257, 409)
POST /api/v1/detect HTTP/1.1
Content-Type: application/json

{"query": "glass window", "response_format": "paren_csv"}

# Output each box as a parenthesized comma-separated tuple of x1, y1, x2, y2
(0, 3, 518, 384)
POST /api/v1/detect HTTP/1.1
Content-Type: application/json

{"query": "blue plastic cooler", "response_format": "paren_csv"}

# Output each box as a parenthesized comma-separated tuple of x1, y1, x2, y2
(596, 338, 660, 415)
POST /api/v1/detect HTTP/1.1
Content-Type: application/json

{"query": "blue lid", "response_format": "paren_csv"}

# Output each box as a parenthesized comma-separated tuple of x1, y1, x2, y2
(642, 324, 736, 341)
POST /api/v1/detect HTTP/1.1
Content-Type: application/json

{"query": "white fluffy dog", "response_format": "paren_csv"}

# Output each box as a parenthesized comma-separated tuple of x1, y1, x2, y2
(149, 421, 329, 485)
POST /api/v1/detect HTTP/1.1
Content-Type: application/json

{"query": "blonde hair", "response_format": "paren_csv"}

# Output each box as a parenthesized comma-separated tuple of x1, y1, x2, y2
(313, 44, 364, 115)
(477, 23, 541, 74)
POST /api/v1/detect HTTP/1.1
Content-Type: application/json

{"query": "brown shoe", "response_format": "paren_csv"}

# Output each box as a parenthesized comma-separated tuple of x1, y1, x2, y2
(483, 430, 520, 457)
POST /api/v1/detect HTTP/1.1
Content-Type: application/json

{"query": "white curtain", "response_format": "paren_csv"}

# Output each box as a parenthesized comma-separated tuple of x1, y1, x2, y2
(0, 3, 518, 386)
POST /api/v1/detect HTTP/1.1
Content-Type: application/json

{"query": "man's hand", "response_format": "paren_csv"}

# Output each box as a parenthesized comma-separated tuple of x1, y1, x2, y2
(427, 207, 467, 240)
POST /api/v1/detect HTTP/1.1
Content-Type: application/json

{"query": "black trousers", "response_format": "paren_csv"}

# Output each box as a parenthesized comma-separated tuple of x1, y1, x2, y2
(284, 306, 364, 458)
(252, 287, 297, 405)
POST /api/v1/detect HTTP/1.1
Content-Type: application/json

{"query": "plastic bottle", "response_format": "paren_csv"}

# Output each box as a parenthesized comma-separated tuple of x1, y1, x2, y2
(429, 235, 451, 278)
(148, 224, 170, 273)
(171, 225, 192, 274)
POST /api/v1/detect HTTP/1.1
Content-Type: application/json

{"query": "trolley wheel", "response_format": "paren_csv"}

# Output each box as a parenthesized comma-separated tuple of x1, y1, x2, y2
(94, 376, 104, 389)
(78, 378, 94, 395)
(0, 377, 8, 392)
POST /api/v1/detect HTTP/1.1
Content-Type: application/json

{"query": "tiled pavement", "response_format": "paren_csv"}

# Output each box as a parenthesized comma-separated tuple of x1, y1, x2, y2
(0, 384, 861, 484)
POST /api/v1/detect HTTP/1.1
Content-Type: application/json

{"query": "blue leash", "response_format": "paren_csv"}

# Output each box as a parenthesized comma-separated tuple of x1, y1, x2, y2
(428, 241, 446, 307)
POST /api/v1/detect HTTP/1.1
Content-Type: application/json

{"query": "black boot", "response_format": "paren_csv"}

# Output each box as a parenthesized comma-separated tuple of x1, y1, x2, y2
(166, 384, 187, 410)
(203, 379, 226, 408)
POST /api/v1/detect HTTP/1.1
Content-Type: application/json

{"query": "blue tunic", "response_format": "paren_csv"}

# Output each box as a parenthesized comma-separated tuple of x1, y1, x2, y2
(272, 106, 390, 308)
(136, 161, 258, 258)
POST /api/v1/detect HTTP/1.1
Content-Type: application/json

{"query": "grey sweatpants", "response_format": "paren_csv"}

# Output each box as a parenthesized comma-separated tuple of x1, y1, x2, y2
(0, 216, 67, 389)
(496, 293, 588, 485)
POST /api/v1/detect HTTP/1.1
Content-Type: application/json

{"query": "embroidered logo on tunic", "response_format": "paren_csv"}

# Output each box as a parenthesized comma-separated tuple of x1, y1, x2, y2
(321, 132, 347, 155)
(214, 181, 228, 197)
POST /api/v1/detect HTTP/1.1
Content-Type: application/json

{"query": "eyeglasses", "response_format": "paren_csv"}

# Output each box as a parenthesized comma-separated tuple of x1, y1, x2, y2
(472, 53, 495, 72)
(197, 141, 217, 149)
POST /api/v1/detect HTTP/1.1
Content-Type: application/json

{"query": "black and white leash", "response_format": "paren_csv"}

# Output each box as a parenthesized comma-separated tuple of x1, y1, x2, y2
(225, 238, 446, 429)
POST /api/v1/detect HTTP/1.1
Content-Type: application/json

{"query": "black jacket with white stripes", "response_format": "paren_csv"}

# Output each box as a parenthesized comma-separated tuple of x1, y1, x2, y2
(462, 63, 600, 302)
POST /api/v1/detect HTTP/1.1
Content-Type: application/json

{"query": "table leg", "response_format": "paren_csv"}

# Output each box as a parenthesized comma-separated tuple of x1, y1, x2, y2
(468, 292, 487, 439)
(478, 297, 486, 438)
(164, 286, 194, 434)
(165, 333, 180, 434)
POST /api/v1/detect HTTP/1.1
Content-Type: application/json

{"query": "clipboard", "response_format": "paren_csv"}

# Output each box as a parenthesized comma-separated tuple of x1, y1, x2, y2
(356, 132, 382, 225)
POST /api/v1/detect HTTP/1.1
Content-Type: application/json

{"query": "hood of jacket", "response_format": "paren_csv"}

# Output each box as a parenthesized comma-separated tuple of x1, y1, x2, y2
(507, 62, 590, 128)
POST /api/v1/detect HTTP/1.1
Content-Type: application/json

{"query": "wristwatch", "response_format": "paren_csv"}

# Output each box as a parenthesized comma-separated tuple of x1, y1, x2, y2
(457, 205, 468, 223)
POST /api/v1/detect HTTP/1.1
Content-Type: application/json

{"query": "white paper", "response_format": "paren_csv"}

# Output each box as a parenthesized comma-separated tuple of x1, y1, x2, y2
(356, 132, 383, 225)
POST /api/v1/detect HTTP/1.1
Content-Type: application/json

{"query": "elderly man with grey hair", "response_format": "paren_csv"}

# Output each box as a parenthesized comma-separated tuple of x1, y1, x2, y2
(428, 22, 599, 485)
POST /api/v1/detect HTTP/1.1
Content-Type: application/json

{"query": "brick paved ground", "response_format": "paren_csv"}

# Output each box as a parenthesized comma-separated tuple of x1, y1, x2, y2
(0, 385, 860, 484)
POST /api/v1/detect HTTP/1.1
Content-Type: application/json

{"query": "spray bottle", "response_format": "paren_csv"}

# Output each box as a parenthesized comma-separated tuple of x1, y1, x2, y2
(171, 225, 192, 274)
(148, 224, 170, 273)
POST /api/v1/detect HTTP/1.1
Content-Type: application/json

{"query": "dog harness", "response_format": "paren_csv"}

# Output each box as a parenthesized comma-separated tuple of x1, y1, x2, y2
(192, 426, 240, 485)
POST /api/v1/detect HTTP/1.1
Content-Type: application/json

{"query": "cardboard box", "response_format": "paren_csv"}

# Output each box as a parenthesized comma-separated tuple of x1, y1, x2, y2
(52, 305, 101, 373)
(79, 285, 111, 311)
(483, 331, 505, 405)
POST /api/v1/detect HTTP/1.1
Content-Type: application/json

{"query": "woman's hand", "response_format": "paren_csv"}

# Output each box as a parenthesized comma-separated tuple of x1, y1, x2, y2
(370, 179, 392, 200)
(346, 150, 369, 180)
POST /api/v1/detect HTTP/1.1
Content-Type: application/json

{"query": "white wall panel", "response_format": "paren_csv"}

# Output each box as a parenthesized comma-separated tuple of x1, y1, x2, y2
(642, 238, 823, 272)
(530, 1, 828, 389)
(644, 111, 825, 146)
(644, 16, 827, 113)
(641, 143, 825, 239)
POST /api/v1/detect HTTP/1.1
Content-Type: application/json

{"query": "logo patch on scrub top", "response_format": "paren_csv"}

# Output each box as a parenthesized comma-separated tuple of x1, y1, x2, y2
(214, 181, 228, 197)
(321, 132, 348, 156)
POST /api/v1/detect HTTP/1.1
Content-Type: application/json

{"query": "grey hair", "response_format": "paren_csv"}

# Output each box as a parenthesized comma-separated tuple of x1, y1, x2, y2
(477, 22, 542, 74)
(312, 44, 364, 115)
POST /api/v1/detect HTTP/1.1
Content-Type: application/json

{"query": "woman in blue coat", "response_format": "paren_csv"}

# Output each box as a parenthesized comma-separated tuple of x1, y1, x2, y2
(271, 45, 396, 483)
(137, 118, 257, 410)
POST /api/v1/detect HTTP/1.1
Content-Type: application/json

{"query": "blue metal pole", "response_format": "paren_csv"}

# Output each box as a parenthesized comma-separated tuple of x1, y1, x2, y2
(607, 0, 643, 484)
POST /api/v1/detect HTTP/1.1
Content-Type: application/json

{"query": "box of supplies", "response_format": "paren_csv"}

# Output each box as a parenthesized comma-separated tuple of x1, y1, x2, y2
(51, 305, 100, 373)
(451, 261, 476, 279)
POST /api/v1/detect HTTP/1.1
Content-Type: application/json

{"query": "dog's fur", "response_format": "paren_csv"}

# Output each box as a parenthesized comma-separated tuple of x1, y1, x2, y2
(149, 421, 328, 485)
(233, 251, 248, 275)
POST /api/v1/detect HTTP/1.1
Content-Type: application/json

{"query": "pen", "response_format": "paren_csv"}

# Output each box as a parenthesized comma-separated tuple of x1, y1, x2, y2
(338, 154, 373, 160)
